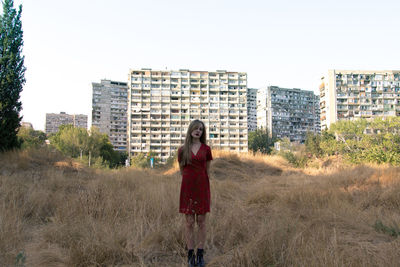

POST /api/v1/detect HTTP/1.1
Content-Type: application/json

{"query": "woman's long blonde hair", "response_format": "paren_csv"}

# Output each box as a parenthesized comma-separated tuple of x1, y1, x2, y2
(179, 120, 207, 168)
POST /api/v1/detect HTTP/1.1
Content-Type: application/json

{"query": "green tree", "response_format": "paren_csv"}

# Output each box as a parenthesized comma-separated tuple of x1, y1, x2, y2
(17, 127, 46, 149)
(305, 131, 322, 156)
(330, 119, 368, 152)
(87, 127, 125, 168)
(278, 137, 292, 152)
(248, 128, 275, 154)
(50, 125, 88, 158)
(319, 130, 341, 156)
(50, 125, 125, 168)
(318, 117, 400, 165)
(0, 0, 26, 151)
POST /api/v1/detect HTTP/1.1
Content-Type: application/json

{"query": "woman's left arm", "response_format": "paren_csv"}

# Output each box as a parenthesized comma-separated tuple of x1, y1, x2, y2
(206, 161, 211, 177)
(206, 146, 212, 177)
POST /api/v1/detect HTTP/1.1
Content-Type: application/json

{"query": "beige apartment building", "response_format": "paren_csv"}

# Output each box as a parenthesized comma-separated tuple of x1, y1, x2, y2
(127, 68, 248, 161)
(45, 112, 87, 134)
(320, 70, 400, 129)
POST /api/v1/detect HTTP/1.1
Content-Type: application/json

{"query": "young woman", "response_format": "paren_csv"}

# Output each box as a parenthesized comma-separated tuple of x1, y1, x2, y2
(178, 120, 213, 267)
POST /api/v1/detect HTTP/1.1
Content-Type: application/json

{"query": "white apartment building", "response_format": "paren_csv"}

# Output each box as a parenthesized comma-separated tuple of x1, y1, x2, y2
(127, 68, 248, 161)
(320, 70, 400, 129)
(247, 88, 258, 132)
(257, 86, 320, 143)
(45, 112, 87, 134)
(92, 80, 128, 152)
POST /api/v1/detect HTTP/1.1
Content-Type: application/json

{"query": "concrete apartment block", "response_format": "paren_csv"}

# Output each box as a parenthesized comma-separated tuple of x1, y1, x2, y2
(45, 112, 88, 134)
(320, 70, 400, 129)
(127, 68, 248, 162)
(247, 88, 258, 132)
(92, 80, 128, 152)
(257, 86, 320, 143)
(21, 122, 33, 129)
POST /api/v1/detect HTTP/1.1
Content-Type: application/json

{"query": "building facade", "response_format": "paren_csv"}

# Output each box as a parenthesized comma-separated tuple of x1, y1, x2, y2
(320, 70, 400, 129)
(127, 68, 248, 162)
(45, 112, 88, 134)
(247, 88, 258, 132)
(92, 80, 128, 152)
(257, 86, 320, 143)
(21, 122, 33, 129)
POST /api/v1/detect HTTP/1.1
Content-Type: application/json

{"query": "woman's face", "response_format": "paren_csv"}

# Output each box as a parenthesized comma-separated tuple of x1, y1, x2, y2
(191, 124, 203, 139)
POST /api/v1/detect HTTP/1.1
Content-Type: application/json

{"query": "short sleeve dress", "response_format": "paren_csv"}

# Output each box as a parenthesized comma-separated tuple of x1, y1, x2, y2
(178, 143, 213, 214)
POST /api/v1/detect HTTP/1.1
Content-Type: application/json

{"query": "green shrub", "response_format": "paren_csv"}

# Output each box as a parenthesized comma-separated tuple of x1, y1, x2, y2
(131, 151, 160, 169)
(281, 151, 309, 168)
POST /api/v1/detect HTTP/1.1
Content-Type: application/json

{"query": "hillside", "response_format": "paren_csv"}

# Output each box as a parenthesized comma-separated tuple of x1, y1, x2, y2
(1, 148, 400, 266)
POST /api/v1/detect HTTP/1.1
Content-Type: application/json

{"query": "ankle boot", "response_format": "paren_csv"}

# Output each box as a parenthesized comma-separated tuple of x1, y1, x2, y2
(188, 250, 196, 267)
(196, 249, 205, 267)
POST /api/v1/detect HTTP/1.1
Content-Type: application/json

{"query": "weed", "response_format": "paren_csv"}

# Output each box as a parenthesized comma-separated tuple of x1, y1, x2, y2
(373, 220, 400, 237)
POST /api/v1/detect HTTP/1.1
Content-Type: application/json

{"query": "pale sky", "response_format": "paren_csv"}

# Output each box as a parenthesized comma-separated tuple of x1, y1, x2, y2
(13, 0, 400, 130)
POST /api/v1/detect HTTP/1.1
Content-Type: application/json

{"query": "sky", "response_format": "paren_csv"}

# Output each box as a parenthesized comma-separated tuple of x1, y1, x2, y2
(12, 0, 400, 130)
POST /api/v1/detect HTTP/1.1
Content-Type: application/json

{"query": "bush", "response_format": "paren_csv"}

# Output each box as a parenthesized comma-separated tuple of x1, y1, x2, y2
(164, 152, 177, 168)
(131, 151, 160, 169)
(281, 151, 309, 168)
(17, 127, 46, 149)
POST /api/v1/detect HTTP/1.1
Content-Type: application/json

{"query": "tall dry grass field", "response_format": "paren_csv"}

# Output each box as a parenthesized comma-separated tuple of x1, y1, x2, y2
(1, 148, 400, 266)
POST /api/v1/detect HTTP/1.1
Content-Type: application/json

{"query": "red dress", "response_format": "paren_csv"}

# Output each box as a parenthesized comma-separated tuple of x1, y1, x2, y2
(178, 143, 213, 214)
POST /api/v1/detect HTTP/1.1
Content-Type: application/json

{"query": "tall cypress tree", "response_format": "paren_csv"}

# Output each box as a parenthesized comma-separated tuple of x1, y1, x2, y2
(0, 0, 25, 151)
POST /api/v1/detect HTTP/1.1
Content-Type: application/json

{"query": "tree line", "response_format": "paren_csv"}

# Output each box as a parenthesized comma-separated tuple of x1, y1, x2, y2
(305, 117, 400, 165)
(49, 125, 127, 168)
(15, 125, 126, 168)
(14, 116, 400, 168)
(247, 117, 400, 167)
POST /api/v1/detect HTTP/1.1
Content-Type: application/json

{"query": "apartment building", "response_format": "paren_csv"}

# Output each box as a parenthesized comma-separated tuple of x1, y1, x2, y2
(45, 112, 87, 134)
(127, 68, 248, 162)
(247, 88, 258, 132)
(320, 70, 400, 129)
(92, 80, 128, 152)
(21, 122, 33, 129)
(257, 86, 320, 143)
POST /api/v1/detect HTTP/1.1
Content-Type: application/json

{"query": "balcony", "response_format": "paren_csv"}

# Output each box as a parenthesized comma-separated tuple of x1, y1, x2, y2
(151, 72, 161, 77)
(348, 102, 359, 105)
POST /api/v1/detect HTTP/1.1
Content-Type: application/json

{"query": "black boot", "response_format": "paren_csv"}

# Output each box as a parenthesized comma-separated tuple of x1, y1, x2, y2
(196, 249, 205, 267)
(188, 249, 196, 267)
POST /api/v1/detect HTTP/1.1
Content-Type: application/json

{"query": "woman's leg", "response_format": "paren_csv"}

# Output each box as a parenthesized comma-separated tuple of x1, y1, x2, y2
(185, 214, 196, 249)
(196, 214, 206, 249)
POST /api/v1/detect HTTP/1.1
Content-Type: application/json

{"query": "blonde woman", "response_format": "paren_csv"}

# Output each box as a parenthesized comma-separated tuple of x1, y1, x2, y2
(178, 120, 213, 267)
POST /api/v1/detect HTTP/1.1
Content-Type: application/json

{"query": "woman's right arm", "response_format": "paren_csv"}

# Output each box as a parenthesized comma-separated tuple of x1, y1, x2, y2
(178, 147, 183, 174)
(179, 165, 183, 175)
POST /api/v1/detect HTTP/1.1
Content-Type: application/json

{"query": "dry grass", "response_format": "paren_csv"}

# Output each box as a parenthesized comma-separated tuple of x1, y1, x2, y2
(1, 148, 400, 266)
